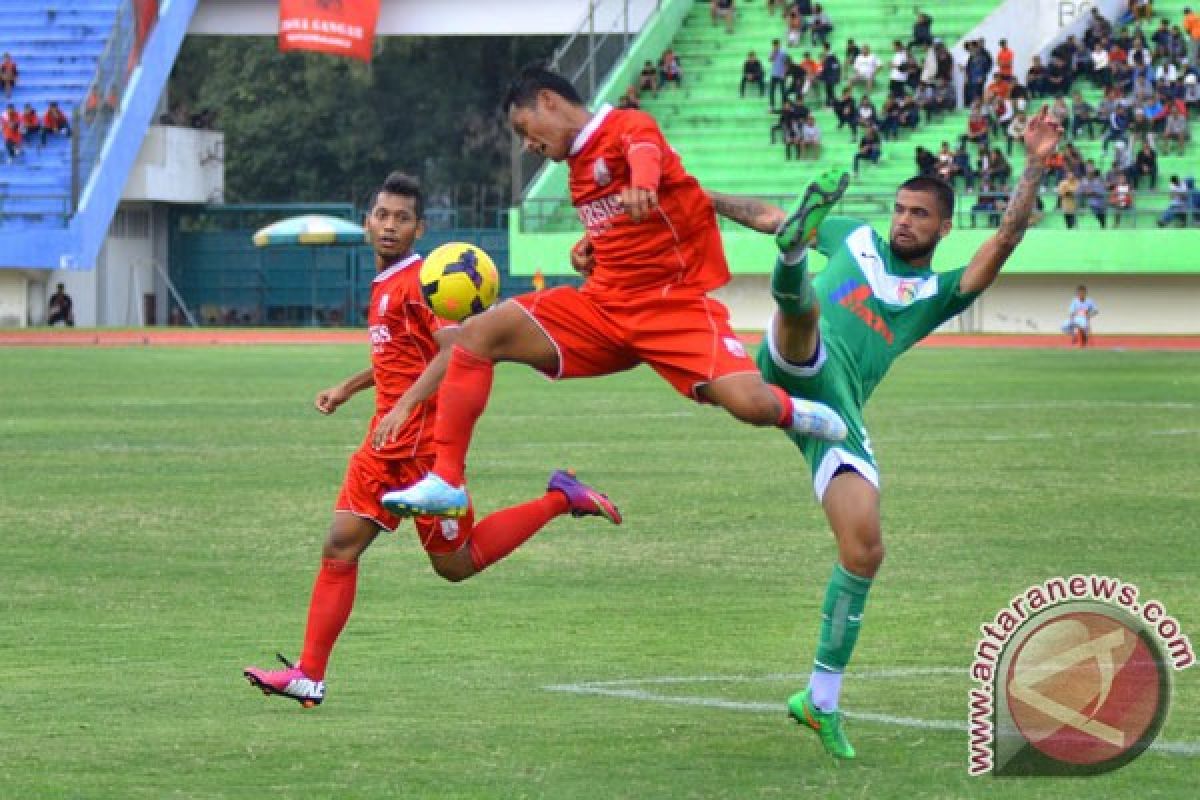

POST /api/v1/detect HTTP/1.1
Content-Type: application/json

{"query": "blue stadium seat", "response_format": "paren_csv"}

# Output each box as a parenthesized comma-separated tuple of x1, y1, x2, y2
(0, 1, 120, 231)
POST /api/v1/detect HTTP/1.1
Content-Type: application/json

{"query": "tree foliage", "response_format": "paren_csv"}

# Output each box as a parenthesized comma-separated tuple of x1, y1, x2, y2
(169, 36, 556, 205)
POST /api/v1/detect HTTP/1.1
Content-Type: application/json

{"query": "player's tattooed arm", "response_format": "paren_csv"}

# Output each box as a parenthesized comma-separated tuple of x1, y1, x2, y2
(962, 106, 1063, 294)
(995, 161, 1046, 245)
(706, 191, 786, 234)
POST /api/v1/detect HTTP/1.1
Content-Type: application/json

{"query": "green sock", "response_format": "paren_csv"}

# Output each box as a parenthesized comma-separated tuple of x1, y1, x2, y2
(813, 563, 872, 675)
(771, 253, 816, 317)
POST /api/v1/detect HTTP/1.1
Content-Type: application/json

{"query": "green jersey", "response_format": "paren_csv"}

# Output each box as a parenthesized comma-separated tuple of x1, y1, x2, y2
(812, 216, 980, 404)
(757, 216, 981, 498)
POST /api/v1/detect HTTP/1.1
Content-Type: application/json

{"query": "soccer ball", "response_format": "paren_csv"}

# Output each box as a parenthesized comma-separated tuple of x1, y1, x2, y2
(419, 242, 500, 322)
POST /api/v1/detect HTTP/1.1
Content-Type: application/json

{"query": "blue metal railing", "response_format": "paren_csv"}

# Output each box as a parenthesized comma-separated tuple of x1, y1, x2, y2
(72, 0, 158, 210)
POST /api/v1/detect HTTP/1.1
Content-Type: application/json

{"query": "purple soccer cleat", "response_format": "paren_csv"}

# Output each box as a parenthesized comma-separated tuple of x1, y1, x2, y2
(547, 469, 622, 525)
(243, 653, 325, 708)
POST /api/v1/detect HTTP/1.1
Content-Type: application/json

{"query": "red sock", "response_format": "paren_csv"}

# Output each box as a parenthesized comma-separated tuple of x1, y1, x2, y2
(432, 346, 495, 487)
(298, 558, 358, 681)
(468, 492, 569, 572)
(768, 384, 795, 428)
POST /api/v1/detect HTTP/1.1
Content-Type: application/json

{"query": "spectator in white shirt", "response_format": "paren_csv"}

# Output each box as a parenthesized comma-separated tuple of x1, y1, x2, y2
(1155, 61, 1179, 85)
(888, 40, 909, 97)
(799, 114, 821, 158)
(849, 44, 880, 93)
(1091, 42, 1111, 87)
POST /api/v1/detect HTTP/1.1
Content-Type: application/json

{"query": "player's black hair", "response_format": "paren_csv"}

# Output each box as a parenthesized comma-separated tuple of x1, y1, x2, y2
(898, 175, 955, 219)
(373, 171, 423, 219)
(502, 63, 584, 112)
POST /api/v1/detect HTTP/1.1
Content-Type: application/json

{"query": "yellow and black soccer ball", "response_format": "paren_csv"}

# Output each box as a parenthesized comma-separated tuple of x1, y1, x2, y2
(419, 242, 499, 322)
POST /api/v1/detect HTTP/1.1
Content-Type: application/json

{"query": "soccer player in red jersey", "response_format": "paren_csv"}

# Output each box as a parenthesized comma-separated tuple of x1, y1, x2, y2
(244, 172, 621, 708)
(384, 66, 847, 519)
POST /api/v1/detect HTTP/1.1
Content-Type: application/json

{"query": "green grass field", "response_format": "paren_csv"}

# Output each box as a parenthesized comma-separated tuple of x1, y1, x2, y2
(2, 343, 1197, 798)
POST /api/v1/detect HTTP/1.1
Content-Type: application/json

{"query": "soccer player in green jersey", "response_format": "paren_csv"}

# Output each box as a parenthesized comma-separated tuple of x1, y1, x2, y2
(705, 107, 1065, 759)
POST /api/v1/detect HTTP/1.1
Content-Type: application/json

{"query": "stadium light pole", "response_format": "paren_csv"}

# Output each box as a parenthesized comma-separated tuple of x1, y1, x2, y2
(588, 0, 596, 99)
(511, 129, 522, 204)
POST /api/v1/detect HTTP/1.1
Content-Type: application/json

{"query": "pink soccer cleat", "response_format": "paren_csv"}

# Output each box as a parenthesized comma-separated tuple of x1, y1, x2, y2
(243, 653, 325, 708)
(547, 469, 622, 525)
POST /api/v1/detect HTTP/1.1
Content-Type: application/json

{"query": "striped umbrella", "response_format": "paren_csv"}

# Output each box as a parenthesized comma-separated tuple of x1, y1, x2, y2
(252, 214, 365, 247)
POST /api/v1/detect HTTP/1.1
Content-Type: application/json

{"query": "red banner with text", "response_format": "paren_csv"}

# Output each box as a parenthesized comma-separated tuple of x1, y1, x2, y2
(279, 0, 379, 62)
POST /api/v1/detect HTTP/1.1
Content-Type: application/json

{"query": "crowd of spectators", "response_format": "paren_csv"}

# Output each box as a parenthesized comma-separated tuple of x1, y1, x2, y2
(622, 1, 1197, 225)
(910, 4, 1199, 228)
(3, 101, 70, 163)
(740, 7, 961, 169)
(623, 48, 685, 106)
(157, 102, 219, 130)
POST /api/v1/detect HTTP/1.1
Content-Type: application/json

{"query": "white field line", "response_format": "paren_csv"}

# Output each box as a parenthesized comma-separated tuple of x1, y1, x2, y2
(498, 400, 1199, 425)
(905, 401, 1198, 412)
(542, 670, 1200, 756)
(505, 429, 1200, 452)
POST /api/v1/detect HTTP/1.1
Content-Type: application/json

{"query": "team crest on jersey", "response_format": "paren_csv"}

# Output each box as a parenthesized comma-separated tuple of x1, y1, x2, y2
(723, 336, 747, 358)
(593, 158, 612, 186)
(439, 519, 459, 541)
(847, 227, 938, 307)
(378, 293, 389, 315)
(368, 324, 392, 347)
(895, 278, 921, 304)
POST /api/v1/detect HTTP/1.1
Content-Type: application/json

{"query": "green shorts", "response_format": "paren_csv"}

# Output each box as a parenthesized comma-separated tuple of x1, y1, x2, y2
(756, 323, 879, 500)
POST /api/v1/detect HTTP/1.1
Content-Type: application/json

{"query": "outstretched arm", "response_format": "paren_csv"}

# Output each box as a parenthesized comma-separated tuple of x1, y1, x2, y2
(961, 107, 1063, 294)
(706, 190, 786, 235)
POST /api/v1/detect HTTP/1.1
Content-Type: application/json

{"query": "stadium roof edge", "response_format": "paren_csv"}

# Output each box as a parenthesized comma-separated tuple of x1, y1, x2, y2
(189, 0, 661, 37)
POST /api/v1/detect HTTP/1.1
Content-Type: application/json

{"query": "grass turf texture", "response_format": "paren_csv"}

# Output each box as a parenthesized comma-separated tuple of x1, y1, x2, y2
(1, 344, 1197, 799)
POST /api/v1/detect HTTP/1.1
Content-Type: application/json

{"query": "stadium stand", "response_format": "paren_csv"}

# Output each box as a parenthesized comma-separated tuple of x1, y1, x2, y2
(631, 0, 1197, 229)
(0, 2, 116, 231)
(638, 1, 1000, 199)
(0, 0, 197, 273)
(508, 0, 1199, 331)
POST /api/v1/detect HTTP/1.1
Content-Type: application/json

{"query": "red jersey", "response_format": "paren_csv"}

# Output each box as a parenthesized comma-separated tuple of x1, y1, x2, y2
(364, 253, 453, 459)
(997, 47, 1014, 76)
(568, 105, 728, 296)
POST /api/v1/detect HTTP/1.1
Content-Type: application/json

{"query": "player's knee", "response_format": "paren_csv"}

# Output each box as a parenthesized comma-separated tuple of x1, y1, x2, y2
(322, 520, 375, 562)
(429, 552, 477, 583)
(450, 318, 489, 359)
(321, 540, 361, 562)
(843, 539, 885, 577)
(456, 304, 513, 361)
(436, 566, 472, 582)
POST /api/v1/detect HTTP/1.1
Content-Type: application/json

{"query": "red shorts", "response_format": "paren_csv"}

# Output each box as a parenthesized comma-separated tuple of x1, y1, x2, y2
(335, 447, 475, 555)
(512, 286, 757, 399)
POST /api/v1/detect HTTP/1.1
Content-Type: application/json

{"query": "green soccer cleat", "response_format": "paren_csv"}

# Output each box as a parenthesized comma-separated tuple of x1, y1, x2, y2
(788, 689, 856, 760)
(775, 170, 851, 253)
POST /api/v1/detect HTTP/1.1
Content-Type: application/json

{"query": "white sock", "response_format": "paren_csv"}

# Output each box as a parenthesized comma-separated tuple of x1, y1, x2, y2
(808, 670, 843, 712)
(779, 243, 810, 267)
